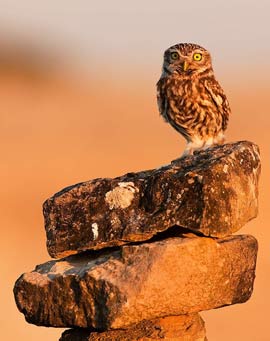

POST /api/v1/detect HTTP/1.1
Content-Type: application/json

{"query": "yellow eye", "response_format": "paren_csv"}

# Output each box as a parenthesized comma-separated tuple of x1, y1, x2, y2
(170, 52, 179, 60)
(193, 53, 202, 61)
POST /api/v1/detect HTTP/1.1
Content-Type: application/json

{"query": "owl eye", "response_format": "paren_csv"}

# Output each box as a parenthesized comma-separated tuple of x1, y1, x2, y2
(193, 53, 202, 61)
(170, 52, 179, 60)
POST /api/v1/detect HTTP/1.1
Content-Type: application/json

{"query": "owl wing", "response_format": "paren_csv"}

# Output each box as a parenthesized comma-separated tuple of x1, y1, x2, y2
(204, 78, 231, 131)
(156, 78, 169, 122)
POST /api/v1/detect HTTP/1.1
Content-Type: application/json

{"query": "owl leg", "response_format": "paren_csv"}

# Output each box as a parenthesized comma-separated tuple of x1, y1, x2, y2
(202, 137, 214, 150)
(182, 144, 194, 156)
(201, 133, 225, 152)
(183, 139, 205, 156)
(214, 132, 226, 145)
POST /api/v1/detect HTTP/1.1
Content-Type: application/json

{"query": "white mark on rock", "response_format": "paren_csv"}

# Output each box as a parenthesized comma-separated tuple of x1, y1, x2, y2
(223, 164, 229, 173)
(105, 182, 139, 209)
(91, 223, 99, 240)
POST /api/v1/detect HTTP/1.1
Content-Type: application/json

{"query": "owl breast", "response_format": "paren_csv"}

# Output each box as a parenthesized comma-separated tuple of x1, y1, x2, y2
(157, 74, 229, 145)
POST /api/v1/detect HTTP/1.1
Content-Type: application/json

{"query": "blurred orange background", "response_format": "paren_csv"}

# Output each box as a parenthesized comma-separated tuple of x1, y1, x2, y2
(1, 2, 270, 340)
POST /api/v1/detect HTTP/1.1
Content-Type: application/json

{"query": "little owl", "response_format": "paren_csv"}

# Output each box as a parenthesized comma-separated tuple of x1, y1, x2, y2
(157, 43, 231, 155)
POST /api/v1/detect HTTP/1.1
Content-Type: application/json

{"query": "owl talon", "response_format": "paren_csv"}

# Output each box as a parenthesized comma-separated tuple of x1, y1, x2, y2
(182, 148, 194, 157)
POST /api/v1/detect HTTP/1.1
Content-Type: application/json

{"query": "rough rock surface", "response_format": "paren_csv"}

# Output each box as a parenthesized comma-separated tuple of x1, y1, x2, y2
(59, 314, 207, 341)
(43, 141, 260, 258)
(14, 234, 258, 329)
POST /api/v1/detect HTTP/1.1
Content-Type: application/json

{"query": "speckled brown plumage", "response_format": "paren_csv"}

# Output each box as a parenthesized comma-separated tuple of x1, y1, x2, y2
(157, 43, 231, 155)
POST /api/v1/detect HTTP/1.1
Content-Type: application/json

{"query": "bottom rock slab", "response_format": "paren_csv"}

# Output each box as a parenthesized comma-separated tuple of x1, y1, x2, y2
(60, 314, 207, 341)
(14, 234, 257, 329)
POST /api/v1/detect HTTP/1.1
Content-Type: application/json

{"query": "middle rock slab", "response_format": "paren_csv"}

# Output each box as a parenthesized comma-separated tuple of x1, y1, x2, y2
(14, 234, 257, 330)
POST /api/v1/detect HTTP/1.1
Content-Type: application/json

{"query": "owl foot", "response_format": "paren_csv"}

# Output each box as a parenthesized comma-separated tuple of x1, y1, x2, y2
(182, 148, 194, 157)
(183, 140, 205, 156)
(183, 134, 226, 156)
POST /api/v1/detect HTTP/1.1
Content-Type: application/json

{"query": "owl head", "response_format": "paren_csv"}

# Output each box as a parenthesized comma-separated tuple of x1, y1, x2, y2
(161, 43, 213, 76)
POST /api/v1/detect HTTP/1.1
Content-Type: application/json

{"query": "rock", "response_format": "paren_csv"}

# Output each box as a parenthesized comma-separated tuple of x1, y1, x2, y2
(14, 234, 258, 329)
(43, 141, 260, 258)
(59, 314, 207, 341)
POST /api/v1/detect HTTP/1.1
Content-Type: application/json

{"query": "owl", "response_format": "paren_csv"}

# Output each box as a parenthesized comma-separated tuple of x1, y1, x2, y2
(156, 43, 231, 156)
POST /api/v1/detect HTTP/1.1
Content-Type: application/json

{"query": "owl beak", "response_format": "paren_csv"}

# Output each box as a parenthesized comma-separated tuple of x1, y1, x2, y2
(183, 61, 189, 71)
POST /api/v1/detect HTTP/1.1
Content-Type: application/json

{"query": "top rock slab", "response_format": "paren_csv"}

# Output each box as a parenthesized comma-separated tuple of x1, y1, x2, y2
(44, 141, 260, 258)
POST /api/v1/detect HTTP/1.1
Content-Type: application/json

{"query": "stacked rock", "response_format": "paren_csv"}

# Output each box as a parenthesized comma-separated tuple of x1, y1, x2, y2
(14, 141, 261, 341)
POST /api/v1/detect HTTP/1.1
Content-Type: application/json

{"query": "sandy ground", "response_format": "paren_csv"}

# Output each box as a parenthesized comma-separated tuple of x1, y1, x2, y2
(2, 69, 269, 340)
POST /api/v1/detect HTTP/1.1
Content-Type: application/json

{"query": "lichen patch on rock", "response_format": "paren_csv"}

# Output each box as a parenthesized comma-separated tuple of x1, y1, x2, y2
(105, 182, 139, 209)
